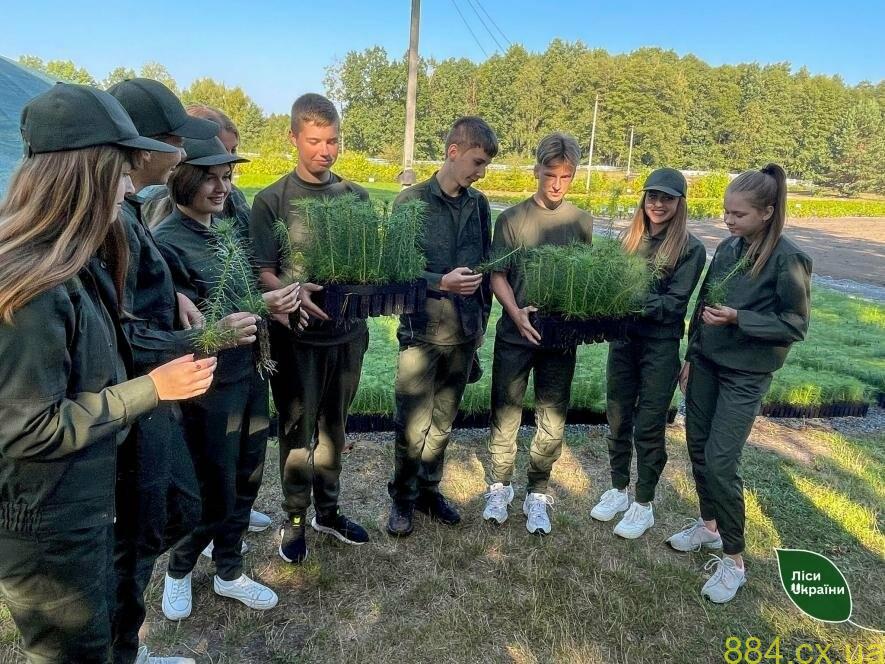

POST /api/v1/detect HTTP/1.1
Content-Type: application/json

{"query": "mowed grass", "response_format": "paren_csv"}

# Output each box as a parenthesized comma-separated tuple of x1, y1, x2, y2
(2, 423, 880, 662)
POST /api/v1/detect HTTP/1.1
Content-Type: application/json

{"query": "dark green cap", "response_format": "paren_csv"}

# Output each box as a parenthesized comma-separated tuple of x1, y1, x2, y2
(20, 83, 179, 155)
(182, 137, 249, 166)
(643, 168, 687, 197)
(107, 78, 218, 140)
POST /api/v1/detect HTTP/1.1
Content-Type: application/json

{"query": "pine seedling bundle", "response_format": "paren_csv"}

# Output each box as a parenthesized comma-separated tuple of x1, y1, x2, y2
(519, 239, 652, 319)
(193, 218, 276, 377)
(285, 194, 426, 285)
(704, 253, 752, 307)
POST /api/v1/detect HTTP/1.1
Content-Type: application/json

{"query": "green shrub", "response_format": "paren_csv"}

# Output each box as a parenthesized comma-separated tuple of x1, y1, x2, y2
(689, 171, 730, 199)
(519, 240, 652, 319)
(284, 195, 426, 285)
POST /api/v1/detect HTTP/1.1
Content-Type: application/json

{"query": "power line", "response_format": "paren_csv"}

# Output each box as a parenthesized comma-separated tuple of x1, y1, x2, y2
(473, 0, 512, 47)
(465, 0, 505, 53)
(449, 0, 489, 59)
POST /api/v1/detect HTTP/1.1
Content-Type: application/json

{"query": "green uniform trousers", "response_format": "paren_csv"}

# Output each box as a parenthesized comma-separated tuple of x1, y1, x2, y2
(488, 339, 577, 493)
(606, 336, 681, 503)
(389, 339, 476, 503)
(270, 324, 368, 517)
(685, 353, 772, 555)
(0, 524, 114, 663)
(168, 373, 269, 581)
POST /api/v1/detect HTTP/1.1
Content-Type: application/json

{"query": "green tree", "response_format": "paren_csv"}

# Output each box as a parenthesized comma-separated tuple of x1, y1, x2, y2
(181, 78, 266, 149)
(139, 62, 178, 94)
(102, 66, 137, 89)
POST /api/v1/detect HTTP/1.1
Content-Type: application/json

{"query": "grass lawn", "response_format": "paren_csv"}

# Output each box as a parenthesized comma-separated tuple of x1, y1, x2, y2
(3, 423, 880, 662)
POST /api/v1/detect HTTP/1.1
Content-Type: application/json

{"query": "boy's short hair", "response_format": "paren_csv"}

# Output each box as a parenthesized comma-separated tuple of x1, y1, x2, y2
(186, 104, 238, 138)
(290, 93, 339, 132)
(536, 132, 581, 169)
(445, 116, 499, 158)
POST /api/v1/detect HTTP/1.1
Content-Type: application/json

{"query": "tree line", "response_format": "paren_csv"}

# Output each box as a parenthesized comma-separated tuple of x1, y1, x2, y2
(18, 41, 885, 195)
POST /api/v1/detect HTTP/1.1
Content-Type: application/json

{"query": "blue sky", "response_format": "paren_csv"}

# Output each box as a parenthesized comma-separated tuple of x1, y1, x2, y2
(4, 0, 883, 115)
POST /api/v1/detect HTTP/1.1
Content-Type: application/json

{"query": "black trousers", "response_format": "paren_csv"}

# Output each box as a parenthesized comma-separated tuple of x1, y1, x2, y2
(112, 403, 201, 664)
(685, 353, 772, 555)
(0, 524, 114, 663)
(605, 336, 681, 503)
(270, 324, 368, 517)
(389, 339, 476, 503)
(168, 372, 269, 581)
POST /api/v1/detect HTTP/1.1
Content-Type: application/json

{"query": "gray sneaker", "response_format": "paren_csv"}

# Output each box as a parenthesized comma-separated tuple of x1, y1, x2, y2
(523, 493, 554, 535)
(249, 509, 272, 532)
(701, 555, 746, 603)
(483, 482, 515, 524)
(135, 646, 195, 664)
(667, 518, 723, 552)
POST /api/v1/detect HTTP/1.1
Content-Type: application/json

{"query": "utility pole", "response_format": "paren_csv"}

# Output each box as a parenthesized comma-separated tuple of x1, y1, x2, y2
(626, 126, 634, 177)
(401, 0, 420, 188)
(584, 92, 599, 192)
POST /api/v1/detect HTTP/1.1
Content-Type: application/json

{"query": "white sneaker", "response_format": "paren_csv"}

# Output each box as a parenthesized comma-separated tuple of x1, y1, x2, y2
(135, 646, 195, 664)
(590, 488, 630, 522)
(523, 493, 554, 535)
(161, 573, 192, 621)
(201, 539, 249, 559)
(701, 555, 746, 603)
(249, 509, 272, 532)
(213, 574, 278, 610)
(667, 518, 724, 552)
(482, 482, 515, 524)
(613, 502, 654, 539)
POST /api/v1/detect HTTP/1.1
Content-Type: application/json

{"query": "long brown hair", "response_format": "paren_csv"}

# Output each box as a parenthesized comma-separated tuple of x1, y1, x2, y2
(727, 163, 787, 278)
(621, 193, 689, 270)
(0, 146, 131, 322)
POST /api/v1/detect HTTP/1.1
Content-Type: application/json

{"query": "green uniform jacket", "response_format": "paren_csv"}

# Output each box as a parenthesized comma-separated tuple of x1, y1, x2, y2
(395, 173, 492, 345)
(688, 235, 812, 373)
(0, 266, 158, 535)
(153, 209, 255, 386)
(249, 170, 369, 346)
(630, 227, 707, 339)
(120, 194, 195, 371)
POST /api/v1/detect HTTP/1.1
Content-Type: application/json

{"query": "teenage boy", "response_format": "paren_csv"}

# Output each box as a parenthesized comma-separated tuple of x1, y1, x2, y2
(481, 133, 593, 535)
(386, 117, 498, 536)
(249, 93, 370, 564)
(107, 78, 257, 664)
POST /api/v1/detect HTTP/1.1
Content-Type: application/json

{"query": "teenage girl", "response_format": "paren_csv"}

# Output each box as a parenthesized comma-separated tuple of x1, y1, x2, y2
(668, 163, 811, 604)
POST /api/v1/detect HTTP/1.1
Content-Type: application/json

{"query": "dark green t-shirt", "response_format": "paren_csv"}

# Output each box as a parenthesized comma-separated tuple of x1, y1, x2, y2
(492, 197, 594, 346)
(249, 170, 369, 346)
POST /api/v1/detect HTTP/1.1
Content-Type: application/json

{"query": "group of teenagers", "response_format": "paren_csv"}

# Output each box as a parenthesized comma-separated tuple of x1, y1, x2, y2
(0, 77, 811, 663)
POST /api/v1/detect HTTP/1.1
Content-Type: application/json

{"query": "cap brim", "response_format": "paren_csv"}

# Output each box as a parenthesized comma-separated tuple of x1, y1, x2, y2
(115, 135, 179, 153)
(186, 154, 250, 167)
(169, 115, 221, 140)
(643, 185, 684, 197)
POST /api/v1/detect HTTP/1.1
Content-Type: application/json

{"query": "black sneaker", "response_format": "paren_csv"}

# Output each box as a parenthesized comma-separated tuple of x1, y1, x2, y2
(415, 492, 461, 525)
(386, 501, 414, 537)
(311, 509, 369, 545)
(279, 514, 308, 564)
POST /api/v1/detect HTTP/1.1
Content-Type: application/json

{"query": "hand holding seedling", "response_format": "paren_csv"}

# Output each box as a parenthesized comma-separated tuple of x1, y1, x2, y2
(218, 312, 259, 347)
(441, 267, 483, 296)
(149, 354, 217, 400)
(702, 305, 738, 326)
(299, 283, 330, 321)
(176, 292, 204, 330)
(514, 305, 541, 345)
(678, 361, 691, 394)
(263, 282, 301, 315)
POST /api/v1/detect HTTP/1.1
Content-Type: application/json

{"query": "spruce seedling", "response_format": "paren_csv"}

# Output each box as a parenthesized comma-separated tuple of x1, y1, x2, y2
(705, 253, 752, 307)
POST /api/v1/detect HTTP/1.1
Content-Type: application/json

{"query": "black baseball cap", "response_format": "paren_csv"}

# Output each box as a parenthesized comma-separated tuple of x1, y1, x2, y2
(20, 83, 179, 155)
(107, 78, 218, 139)
(643, 168, 687, 198)
(182, 137, 249, 166)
